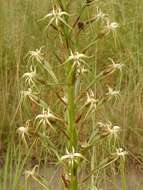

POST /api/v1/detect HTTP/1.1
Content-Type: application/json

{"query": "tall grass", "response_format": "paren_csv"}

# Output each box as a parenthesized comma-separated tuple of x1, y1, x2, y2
(0, 0, 143, 189)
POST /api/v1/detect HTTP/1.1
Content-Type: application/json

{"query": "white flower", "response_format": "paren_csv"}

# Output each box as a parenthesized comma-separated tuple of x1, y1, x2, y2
(106, 86, 120, 100)
(79, 90, 98, 115)
(61, 95, 68, 104)
(104, 20, 119, 35)
(108, 58, 123, 72)
(60, 147, 86, 166)
(64, 50, 89, 70)
(24, 165, 50, 189)
(24, 165, 38, 180)
(111, 125, 120, 135)
(17, 120, 30, 148)
(21, 88, 32, 98)
(107, 124, 120, 138)
(39, 7, 71, 30)
(96, 8, 107, 21)
(22, 66, 37, 86)
(97, 121, 120, 138)
(86, 90, 98, 111)
(25, 47, 44, 64)
(17, 126, 29, 138)
(35, 108, 58, 130)
(114, 148, 128, 160)
(20, 88, 38, 103)
(77, 66, 88, 75)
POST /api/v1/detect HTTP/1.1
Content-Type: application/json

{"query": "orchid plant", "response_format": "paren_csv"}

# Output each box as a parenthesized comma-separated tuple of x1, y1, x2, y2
(20, 1, 127, 190)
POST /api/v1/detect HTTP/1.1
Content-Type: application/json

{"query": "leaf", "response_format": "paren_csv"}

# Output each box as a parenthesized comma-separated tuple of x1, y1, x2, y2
(42, 60, 58, 83)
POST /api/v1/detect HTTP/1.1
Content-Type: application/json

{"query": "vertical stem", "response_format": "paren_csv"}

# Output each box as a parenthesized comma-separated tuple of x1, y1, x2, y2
(59, 1, 78, 189)
(67, 64, 78, 190)
(120, 159, 127, 190)
(67, 69, 77, 148)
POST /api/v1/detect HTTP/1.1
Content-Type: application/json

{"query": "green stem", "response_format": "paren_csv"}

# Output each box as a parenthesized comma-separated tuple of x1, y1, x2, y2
(120, 159, 127, 190)
(67, 75, 77, 148)
(67, 63, 78, 190)
(61, 1, 78, 189)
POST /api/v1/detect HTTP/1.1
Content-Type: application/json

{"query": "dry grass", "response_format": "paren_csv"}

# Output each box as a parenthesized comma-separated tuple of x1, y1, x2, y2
(0, 0, 143, 190)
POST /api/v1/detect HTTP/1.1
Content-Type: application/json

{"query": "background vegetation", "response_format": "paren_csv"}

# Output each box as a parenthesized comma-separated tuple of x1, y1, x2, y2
(0, 0, 143, 189)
